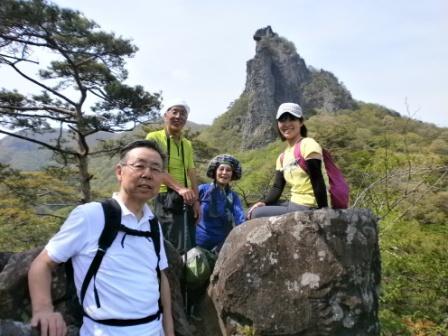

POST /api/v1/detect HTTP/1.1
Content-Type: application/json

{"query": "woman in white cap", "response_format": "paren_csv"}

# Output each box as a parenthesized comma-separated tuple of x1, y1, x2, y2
(196, 154, 245, 252)
(247, 102, 328, 219)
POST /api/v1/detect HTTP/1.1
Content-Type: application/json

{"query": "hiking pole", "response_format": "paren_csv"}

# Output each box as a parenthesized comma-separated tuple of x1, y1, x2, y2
(182, 202, 189, 314)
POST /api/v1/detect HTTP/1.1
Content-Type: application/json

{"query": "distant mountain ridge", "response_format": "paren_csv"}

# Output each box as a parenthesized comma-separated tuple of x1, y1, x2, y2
(0, 120, 209, 171)
(0, 129, 117, 171)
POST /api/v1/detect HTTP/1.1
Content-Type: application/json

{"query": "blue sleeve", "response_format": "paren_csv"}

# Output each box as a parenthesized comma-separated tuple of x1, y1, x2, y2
(198, 184, 208, 200)
(232, 191, 246, 225)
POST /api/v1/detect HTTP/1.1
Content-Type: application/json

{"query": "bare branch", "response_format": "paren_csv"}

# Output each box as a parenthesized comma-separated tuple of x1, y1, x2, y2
(0, 33, 50, 48)
(90, 147, 121, 156)
(74, 55, 97, 67)
(36, 212, 66, 219)
(390, 169, 448, 224)
(0, 113, 77, 124)
(0, 128, 78, 155)
(88, 87, 109, 100)
(40, 27, 87, 107)
(67, 124, 89, 156)
(352, 165, 448, 208)
(0, 53, 39, 64)
(6, 61, 77, 107)
(0, 104, 75, 117)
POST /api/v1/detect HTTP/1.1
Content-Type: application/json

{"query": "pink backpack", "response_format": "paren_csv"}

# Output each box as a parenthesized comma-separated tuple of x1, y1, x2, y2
(280, 140, 350, 209)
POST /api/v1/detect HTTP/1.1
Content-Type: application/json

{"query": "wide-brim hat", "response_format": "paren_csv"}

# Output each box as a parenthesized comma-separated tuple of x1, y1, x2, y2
(206, 154, 242, 181)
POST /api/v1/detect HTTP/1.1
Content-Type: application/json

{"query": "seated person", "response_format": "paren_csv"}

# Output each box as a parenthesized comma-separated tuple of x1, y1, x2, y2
(248, 103, 328, 219)
(196, 154, 245, 252)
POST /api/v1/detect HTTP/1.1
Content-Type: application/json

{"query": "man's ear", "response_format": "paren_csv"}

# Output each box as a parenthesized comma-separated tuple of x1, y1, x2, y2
(115, 164, 123, 182)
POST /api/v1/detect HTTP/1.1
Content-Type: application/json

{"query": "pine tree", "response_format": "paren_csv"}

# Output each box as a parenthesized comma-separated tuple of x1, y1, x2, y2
(0, 0, 161, 202)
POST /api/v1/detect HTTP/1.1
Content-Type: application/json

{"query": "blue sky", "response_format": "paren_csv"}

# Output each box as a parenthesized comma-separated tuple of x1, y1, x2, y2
(2, 0, 447, 127)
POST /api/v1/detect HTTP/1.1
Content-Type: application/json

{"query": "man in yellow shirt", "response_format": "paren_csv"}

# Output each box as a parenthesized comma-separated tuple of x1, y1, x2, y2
(146, 100, 200, 251)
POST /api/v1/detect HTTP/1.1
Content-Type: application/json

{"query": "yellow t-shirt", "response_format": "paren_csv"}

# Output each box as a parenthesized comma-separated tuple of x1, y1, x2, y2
(146, 129, 195, 193)
(275, 137, 327, 207)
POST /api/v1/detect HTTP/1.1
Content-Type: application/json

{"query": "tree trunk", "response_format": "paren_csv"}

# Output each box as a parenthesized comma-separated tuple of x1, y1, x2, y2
(76, 130, 91, 203)
(78, 154, 91, 203)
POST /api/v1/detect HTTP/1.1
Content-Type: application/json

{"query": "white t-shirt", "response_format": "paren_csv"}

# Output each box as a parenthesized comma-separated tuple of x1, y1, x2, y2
(46, 196, 168, 336)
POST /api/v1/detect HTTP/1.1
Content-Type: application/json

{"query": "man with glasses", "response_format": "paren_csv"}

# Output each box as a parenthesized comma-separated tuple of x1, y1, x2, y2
(146, 100, 200, 252)
(28, 140, 174, 336)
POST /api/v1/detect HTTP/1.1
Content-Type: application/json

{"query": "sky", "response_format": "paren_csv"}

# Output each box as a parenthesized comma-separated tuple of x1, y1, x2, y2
(1, 0, 447, 128)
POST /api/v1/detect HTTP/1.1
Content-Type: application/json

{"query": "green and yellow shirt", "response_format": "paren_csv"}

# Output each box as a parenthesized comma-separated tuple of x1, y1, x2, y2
(146, 129, 195, 193)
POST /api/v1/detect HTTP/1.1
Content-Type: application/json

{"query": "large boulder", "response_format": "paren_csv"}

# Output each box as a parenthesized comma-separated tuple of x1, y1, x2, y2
(0, 252, 13, 272)
(163, 240, 194, 336)
(209, 209, 380, 336)
(0, 319, 33, 336)
(0, 319, 78, 336)
(0, 248, 42, 321)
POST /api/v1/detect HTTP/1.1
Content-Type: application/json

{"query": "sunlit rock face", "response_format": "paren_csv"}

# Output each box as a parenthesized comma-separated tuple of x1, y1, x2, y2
(209, 208, 380, 336)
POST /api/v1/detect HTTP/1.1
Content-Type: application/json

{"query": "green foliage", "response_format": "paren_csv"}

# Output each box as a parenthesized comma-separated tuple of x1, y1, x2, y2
(232, 141, 284, 206)
(198, 94, 249, 152)
(0, 197, 61, 251)
(380, 217, 448, 335)
(0, 164, 77, 251)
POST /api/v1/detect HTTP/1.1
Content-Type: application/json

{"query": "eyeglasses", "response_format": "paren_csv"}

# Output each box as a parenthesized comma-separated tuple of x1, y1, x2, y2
(122, 162, 164, 175)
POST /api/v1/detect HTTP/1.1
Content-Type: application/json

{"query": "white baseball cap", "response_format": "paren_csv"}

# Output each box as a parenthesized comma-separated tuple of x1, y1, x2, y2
(276, 103, 303, 120)
(163, 99, 190, 115)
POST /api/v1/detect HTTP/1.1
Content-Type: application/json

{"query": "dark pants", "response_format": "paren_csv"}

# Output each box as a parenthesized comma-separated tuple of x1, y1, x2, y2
(153, 192, 196, 252)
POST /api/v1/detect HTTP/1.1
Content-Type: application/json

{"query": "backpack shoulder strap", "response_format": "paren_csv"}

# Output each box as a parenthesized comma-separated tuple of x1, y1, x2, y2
(294, 139, 308, 172)
(80, 198, 121, 305)
(99, 198, 122, 248)
(279, 152, 285, 167)
(149, 215, 161, 259)
(280, 139, 308, 171)
(149, 215, 163, 314)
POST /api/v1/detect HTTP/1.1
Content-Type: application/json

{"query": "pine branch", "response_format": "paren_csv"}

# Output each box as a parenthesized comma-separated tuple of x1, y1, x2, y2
(6, 61, 77, 107)
(0, 53, 39, 64)
(0, 104, 75, 117)
(0, 129, 78, 155)
(40, 26, 87, 108)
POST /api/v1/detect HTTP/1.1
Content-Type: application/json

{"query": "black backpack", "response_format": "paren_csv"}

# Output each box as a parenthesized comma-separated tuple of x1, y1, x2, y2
(64, 198, 162, 327)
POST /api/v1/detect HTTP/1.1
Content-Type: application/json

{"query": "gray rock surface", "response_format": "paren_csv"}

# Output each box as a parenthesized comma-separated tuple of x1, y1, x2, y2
(0, 319, 32, 336)
(0, 248, 41, 321)
(0, 243, 193, 336)
(0, 319, 78, 336)
(0, 252, 13, 272)
(209, 209, 380, 336)
(242, 26, 309, 149)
